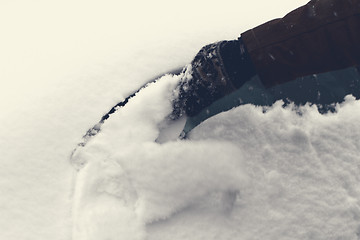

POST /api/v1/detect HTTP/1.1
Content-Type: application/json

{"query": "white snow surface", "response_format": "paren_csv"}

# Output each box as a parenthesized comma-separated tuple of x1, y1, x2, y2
(72, 75, 360, 240)
(2, 0, 360, 240)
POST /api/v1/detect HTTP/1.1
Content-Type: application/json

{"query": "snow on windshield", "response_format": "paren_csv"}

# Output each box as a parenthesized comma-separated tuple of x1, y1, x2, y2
(2, 0, 359, 239)
(72, 73, 360, 240)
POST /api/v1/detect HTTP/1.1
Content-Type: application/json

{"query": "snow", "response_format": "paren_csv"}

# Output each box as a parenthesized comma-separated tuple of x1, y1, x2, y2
(2, 0, 360, 240)
(71, 74, 360, 240)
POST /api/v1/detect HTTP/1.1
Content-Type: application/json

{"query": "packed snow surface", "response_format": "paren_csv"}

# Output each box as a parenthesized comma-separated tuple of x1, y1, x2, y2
(2, 0, 360, 240)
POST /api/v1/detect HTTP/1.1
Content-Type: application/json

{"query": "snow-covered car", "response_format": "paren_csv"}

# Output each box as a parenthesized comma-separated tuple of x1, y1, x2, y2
(71, 65, 360, 240)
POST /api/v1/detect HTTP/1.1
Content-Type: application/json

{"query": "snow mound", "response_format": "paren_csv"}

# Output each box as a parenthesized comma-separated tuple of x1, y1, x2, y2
(72, 73, 360, 240)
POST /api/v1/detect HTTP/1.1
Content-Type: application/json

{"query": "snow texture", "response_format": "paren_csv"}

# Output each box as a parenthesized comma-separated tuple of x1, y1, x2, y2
(72, 72, 360, 240)
(3, 0, 359, 240)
